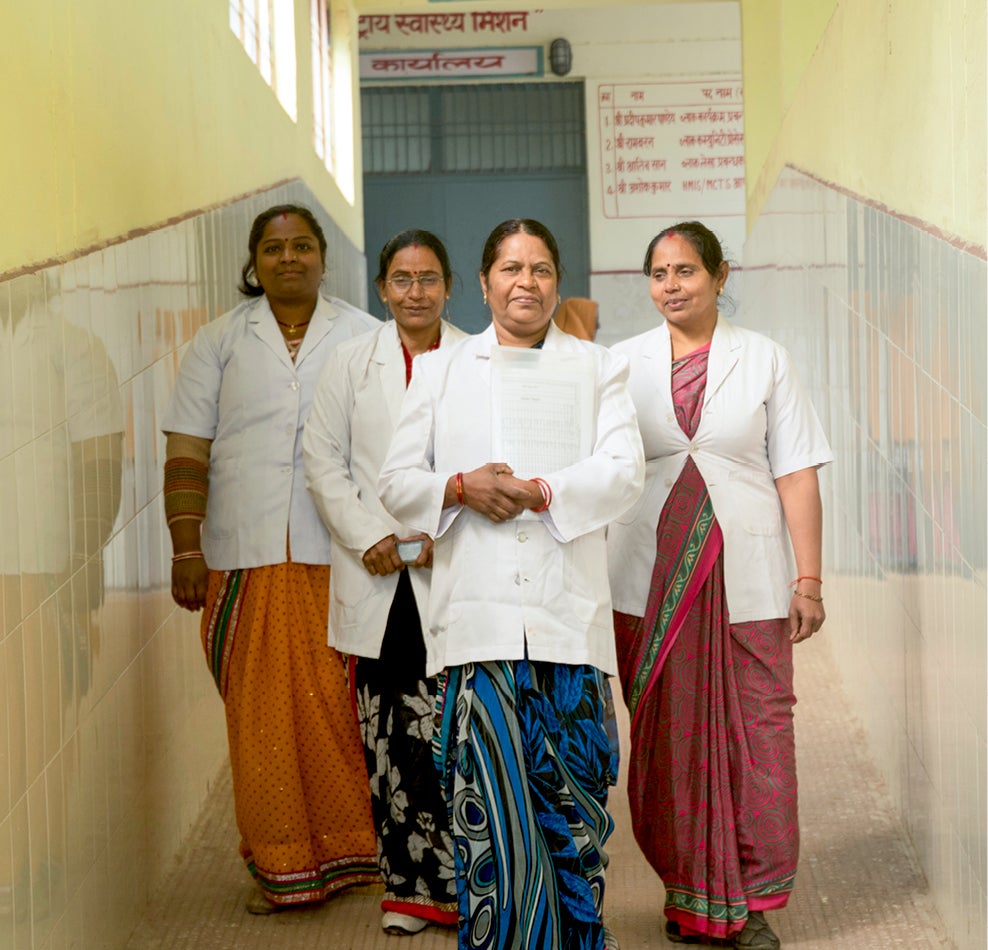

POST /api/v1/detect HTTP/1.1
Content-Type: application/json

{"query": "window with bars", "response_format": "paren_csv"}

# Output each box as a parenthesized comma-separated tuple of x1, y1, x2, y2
(229, 0, 297, 120)
(311, 0, 333, 171)
(362, 83, 585, 175)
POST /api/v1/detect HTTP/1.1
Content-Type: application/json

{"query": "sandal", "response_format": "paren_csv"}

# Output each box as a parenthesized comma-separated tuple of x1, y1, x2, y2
(602, 921, 620, 949)
(733, 912, 780, 950)
(245, 886, 286, 915)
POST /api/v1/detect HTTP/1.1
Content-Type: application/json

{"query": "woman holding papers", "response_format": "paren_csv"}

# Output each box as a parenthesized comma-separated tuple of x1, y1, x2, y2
(303, 229, 465, 936)
(607, 221, 832, 950)
(378, 219, 644, 950)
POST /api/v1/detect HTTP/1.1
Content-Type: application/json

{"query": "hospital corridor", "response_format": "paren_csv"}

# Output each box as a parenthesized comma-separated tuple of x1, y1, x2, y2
(0, 1, 984, 948)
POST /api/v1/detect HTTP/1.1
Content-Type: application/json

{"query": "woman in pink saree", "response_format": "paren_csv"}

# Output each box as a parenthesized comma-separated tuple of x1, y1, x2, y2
(607, 222, 832, 950)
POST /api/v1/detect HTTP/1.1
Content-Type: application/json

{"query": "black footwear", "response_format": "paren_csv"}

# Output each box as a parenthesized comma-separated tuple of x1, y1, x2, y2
(666, 920, 701, 943)
(665, 920, 731, 946)
(733, 912, 780, 950)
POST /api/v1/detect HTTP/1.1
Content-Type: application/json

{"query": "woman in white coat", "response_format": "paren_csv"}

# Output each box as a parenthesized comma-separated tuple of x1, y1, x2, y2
(607, 221, 832, 950)
(378, 219, 643, 950)
(304, 230, 465, 936)
(162, 204, 378, 914)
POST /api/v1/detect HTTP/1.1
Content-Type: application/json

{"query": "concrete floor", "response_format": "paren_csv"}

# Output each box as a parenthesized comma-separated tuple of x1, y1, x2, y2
(125, 635, 956, 949)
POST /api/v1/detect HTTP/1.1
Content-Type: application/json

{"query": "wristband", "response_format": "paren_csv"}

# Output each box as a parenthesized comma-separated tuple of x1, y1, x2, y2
(455, 472, 465, 505)
(172, 551, 204, 563)
(163, 456, 208, 526)
(791, 575, 823, 586)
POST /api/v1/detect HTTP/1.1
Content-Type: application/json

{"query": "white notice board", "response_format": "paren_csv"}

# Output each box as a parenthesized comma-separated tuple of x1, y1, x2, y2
(594, 78, 745, 260)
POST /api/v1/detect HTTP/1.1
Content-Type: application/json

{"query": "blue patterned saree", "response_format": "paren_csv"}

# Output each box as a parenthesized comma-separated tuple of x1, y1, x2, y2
(436, 660, 616, 950)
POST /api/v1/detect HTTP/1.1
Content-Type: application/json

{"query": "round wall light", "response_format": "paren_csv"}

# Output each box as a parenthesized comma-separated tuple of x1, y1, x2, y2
(549, 38, 573, 76)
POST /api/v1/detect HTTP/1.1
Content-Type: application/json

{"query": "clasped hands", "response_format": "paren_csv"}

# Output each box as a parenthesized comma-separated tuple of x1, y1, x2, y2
(452, 462, 544, 523)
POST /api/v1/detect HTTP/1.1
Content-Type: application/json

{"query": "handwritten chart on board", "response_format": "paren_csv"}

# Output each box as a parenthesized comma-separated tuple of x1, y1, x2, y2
(597, 80, 745, 230)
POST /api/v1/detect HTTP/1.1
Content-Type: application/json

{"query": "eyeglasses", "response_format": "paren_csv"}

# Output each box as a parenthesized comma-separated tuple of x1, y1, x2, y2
(386, 275, 445, 292)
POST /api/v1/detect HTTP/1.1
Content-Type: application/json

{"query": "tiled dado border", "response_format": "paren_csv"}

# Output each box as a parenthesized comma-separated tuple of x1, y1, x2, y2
(783, 163, 986, 260)
(0, 180, 369, 309)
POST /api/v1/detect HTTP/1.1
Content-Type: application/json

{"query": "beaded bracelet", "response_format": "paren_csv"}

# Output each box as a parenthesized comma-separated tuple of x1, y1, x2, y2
(455, 472, 465, 505)
(171, 551, 204, 563)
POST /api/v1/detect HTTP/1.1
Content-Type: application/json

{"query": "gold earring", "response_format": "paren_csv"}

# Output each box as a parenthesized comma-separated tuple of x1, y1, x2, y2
(483, 293, 488, 305)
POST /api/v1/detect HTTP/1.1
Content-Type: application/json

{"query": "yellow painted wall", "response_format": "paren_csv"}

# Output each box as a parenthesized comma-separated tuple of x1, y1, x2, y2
(0, 0, 363, 276)
(743, 0, 986, 246)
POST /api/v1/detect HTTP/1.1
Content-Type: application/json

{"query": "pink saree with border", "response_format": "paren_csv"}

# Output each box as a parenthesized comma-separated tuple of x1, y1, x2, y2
(614, 344, 798, 941)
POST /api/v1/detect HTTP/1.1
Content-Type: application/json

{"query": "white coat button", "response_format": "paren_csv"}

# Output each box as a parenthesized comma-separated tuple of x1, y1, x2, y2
(665, 479, 673, 488)
(688, 442, 697, 452)
(517, 532, 528, 543)
(667, 413, 676, 423)
(514, 574, 521, 585)
(290, 381, 300, 391)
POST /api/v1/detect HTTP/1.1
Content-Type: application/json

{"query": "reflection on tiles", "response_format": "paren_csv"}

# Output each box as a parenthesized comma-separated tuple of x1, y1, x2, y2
(742, 166, 986, 950)
(0, 182, 367, 947)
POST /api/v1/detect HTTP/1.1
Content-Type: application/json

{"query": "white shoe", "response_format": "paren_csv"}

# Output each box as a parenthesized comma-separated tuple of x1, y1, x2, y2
(602, 921, 620, 950)
(382, 911, 430, 935)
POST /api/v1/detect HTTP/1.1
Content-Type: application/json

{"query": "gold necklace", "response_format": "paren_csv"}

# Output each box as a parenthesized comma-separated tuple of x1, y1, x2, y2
(276, 317, 311, 332)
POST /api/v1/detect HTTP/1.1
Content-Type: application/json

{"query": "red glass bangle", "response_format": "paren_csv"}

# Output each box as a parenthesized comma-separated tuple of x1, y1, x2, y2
(532, 477, 551, 513)
(455, 472, 464, 505)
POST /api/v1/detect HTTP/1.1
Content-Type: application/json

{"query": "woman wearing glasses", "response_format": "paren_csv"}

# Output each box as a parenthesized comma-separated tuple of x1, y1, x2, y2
(377, 219, 643, 950)
(304, 229, 466, 936)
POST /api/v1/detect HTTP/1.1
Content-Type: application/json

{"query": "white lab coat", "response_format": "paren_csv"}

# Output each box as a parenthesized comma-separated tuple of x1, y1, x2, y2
(607, 317, 833, 623)
(378, 322, 645, 678)
(161, 294, 378, 569)
(303, 319, 467, 656)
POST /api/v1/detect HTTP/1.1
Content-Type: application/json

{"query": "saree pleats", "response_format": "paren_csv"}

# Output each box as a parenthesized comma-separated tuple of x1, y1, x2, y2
(437, 660, 615, 950)
(614, 345, 798, 940)
(202, 563, 379, 905)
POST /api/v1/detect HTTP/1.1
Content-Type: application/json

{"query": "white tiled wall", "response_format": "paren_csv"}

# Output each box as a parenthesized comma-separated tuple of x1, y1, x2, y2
(0, 182, 367, 948)
(742, 166, 987, 950)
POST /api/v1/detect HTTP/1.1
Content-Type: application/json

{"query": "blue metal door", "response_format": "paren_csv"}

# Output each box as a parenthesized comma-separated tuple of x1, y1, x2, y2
(362, 83, 588, 333)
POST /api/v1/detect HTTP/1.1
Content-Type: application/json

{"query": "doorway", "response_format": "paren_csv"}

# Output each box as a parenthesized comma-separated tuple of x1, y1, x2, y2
(361, 82, 588, 333)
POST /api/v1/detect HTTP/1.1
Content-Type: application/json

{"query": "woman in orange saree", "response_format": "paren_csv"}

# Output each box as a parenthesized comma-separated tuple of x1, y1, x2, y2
(163, 205, 379, 913)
